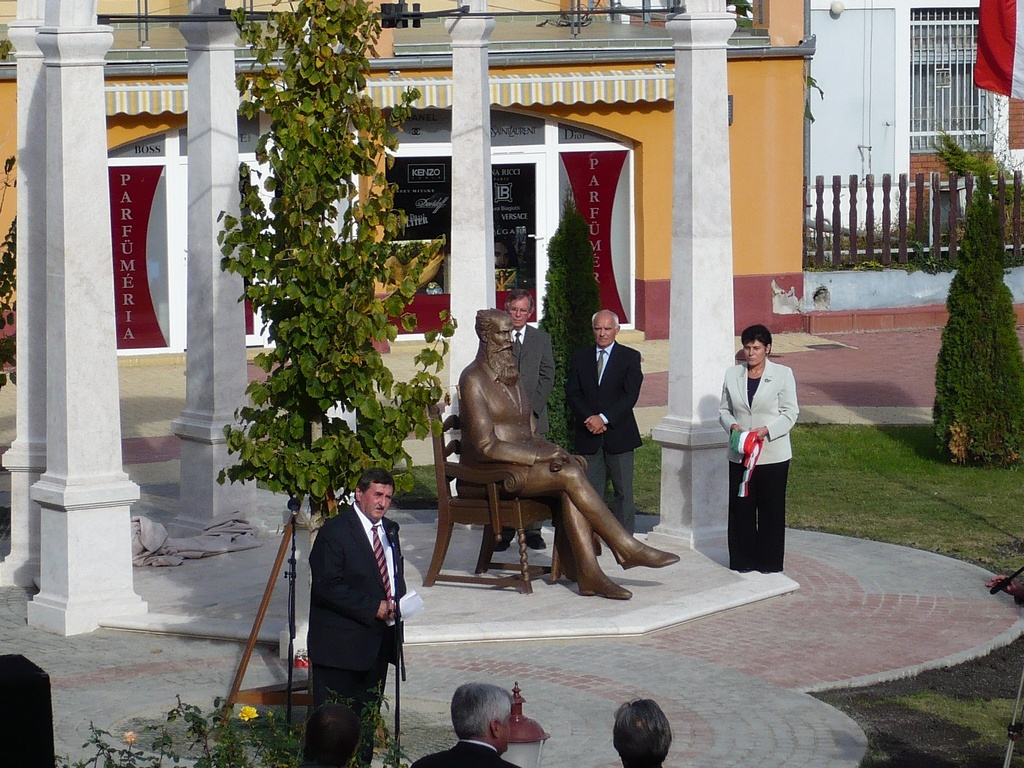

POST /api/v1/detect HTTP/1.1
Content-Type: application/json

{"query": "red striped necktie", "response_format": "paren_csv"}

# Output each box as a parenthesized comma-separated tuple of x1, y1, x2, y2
(372, 524, 392, 601)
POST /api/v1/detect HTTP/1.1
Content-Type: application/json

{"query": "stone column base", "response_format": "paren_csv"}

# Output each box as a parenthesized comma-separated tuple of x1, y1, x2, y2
(28, 478, 146, 636)
(652, 417, 729, 565)
(0, 446, 44, 587)
(174, 415, 255, 531)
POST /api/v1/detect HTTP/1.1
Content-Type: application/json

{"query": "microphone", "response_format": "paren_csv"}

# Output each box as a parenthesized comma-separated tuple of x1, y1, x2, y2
(991, 575, 1016, 595)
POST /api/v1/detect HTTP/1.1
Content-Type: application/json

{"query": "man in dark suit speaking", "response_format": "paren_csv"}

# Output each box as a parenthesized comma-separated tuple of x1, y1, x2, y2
(411, 683, 519, 768)
(567, 309, 643, 534)
(308, 467, 405, 765)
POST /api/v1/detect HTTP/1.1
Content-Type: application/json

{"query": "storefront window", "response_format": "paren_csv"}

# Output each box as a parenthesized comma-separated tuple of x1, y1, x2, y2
(109, 134, 171, 350)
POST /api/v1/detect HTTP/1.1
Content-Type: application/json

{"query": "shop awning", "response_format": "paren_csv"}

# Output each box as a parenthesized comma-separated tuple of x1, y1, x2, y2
(367, 69, 674, 109)
(106, 81, 189, 116)
(104, 68, 673, 117)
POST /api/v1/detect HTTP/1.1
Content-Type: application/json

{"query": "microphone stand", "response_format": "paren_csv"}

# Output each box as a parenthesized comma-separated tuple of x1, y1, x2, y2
(284, 496, 301, 724)
(389, 522, 406, 760)
(394, 598, 404, 757)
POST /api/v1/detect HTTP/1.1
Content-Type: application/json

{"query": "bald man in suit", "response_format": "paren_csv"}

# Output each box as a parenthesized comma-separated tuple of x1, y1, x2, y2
(567, 309, 643, 534)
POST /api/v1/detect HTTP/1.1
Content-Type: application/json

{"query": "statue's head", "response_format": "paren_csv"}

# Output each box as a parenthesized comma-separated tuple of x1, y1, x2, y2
(475, 309, 518, 385)
(475, 309, 512, 346)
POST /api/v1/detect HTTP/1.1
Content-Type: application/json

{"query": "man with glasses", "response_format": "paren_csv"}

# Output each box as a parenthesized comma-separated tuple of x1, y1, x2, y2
(496, 289, 555, 552)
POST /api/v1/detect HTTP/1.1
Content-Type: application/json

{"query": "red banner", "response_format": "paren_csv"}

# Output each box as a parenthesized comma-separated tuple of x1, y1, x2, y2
(560, 150, 628, 322)
(109, 166, 167, 349)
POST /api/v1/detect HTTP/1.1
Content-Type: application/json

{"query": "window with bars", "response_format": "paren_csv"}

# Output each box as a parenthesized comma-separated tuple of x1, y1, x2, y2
(910, 8, 990, 153)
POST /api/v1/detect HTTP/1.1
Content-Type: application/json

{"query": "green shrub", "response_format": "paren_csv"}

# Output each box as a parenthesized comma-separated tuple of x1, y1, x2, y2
(933, 176, 1024, 465)
(539, 193, 600, 451)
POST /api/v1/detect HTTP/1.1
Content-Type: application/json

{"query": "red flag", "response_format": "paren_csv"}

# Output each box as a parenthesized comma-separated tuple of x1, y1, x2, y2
(976, 0, 1024, 99)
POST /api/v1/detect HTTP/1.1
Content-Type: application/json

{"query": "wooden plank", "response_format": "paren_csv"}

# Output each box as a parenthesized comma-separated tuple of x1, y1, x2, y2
(898, 174, 908, 264)
(931, 173, 941, 265)
(815, 175, 825, 267)
(1015, 171, 1022, 263)
(232, 682, 314, 708)
(849, 174, 859, 265)
(915, 173, 925, 249)
(948, 172, 960, 262)
(881, 174, 892, 265)
(865, 174, 875, 261)
(831, 175, 842, 266)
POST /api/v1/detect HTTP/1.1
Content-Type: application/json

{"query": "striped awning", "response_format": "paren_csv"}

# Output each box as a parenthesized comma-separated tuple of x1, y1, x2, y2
(367, 69, 674, 109)
(105, 81, 189, 116)
(104, 68, 673, 117)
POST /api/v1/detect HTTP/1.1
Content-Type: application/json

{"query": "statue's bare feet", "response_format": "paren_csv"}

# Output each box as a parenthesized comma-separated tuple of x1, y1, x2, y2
(617, 541, 680, 570)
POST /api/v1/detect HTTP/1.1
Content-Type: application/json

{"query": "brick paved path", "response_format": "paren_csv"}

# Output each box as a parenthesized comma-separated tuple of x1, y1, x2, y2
(3, 527, 1017, 767)
(782, 331, 943, 408)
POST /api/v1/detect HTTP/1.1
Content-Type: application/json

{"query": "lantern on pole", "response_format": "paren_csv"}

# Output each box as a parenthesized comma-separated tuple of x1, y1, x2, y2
(504, 682, 550, 768)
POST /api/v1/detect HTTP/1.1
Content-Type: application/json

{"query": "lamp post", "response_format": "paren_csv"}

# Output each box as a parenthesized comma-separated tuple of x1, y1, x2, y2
(504, 682, 550, 768)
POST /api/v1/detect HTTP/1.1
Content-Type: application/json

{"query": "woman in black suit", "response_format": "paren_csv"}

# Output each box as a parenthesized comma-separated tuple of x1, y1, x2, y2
(719, 324, 799, 573)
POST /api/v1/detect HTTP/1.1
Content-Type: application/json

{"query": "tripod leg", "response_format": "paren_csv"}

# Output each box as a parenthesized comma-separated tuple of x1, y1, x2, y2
(1003, 655, 1024, 768)
(226, 518, 294, 709)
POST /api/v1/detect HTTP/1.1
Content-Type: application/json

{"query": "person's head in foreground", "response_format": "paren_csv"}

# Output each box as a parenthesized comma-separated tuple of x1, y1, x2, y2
(613, 698, 672, 768)
(303, 703, 361, 767)
(452, 682, 514, 753)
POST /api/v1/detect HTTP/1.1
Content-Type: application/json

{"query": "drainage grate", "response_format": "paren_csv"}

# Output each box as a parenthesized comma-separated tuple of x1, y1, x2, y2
(807, 343, 846, 350)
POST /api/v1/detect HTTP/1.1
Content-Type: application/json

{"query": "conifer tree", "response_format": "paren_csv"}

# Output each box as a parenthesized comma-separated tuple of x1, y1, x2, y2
(540, 193, 600, 450)
(934, 176, 1024, 465)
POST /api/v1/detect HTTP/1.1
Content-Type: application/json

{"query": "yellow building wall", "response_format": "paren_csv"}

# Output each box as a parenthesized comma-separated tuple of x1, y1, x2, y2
(0, 53, 805, 335)
(534, 100, 673, 285)
(387, 62, 679, 285)
(728, 57, 805, 278)
(753, 0, 806, 47)
(493, 56, 805, 286)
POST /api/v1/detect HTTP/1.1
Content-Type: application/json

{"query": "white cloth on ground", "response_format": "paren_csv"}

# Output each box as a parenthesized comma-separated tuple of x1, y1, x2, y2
(131, 514, 261, 567)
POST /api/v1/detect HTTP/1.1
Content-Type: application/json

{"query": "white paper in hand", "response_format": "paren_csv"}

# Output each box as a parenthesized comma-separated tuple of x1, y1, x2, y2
(399, 589, 425, 620)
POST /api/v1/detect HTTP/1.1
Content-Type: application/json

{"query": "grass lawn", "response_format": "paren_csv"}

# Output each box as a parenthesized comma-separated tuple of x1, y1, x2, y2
(788, 424, 1024, 574)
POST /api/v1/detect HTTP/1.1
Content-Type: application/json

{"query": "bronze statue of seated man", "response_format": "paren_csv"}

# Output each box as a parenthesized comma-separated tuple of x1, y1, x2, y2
(457, 308, 679, 599)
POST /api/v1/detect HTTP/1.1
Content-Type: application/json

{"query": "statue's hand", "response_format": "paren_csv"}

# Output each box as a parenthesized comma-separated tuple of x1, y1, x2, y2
(545, 448, 572, 471)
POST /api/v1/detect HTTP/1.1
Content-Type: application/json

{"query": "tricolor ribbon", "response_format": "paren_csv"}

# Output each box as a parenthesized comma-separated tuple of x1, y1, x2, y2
(730, 430, 764, 498)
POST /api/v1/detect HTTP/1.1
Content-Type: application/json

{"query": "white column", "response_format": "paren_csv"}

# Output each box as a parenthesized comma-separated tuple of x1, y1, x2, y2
(649, 2, 737, 564)
(445, 1, 494, 395)
(28, 0, 146, 635)
(0, 1, 46, 587)
(172, 2, 253, 527)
